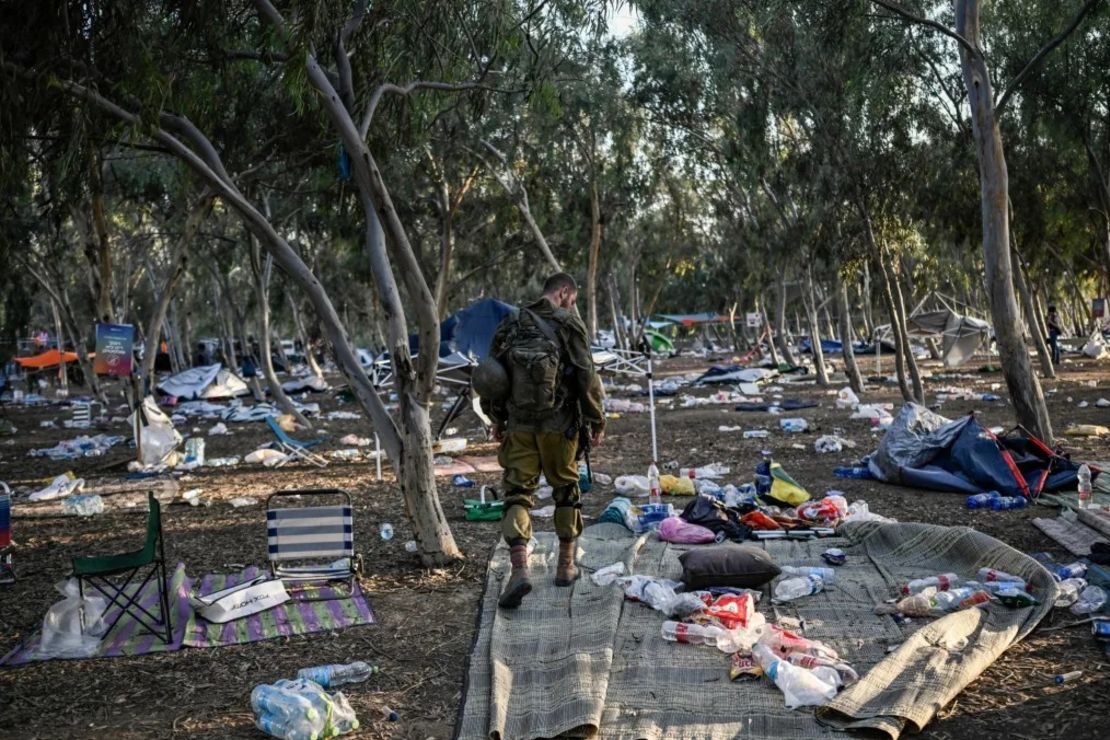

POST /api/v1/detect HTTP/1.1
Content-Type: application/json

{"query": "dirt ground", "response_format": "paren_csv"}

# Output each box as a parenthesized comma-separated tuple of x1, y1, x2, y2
(2, 351, 1109, 740)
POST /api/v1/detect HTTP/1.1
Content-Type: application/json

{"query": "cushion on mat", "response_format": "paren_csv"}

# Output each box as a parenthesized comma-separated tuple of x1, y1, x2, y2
(678, 544, 780, 589)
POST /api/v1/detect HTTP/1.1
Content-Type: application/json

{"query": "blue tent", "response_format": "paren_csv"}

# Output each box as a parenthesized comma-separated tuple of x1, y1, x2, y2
(870, 404, 1096, 498)
(799, 338, 844, 354)
(409, 298, 516, 359)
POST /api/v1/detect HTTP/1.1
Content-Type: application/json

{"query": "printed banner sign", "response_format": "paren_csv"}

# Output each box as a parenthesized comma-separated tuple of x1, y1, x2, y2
(93, 323, 134, 377)
(746, 312, 762, 328)
(1093, 298, 1106, 318)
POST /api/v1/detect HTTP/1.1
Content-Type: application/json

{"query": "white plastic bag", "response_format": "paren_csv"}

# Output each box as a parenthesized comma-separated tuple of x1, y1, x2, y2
(835, 388, 859, 410)
(128, 396, 183, 467)
(614, 475, 650, 496)
(35, 579, 108, 659)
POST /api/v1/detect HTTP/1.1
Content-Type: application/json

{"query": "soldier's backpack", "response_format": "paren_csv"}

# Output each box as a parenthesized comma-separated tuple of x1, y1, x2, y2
(501, 308, 566, 418)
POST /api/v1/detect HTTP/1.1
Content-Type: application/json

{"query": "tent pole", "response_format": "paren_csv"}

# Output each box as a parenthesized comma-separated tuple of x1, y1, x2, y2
(645, 345, 658, 463)
(375, 433, 382, 482)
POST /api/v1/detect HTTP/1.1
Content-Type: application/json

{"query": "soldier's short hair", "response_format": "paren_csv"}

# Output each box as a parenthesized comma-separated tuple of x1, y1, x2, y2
(543, 272, 578, 294)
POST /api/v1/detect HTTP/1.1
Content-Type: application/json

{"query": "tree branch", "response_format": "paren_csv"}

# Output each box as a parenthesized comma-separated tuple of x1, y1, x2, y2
(869, 0, 979, 58)
(994, 0, 1103, 114)
(359, 80, 482, 138)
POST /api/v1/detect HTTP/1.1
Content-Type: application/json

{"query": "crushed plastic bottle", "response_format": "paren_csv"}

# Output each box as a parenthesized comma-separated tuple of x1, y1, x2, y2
(780, 418, 808, 433)
(1051, 562, 1087, 581)
(902, 573, 959, 596)
(62, 494, 105, 517)
(1071, 585, 1107, 615)
(989, 496, 1027, 510)
(977, 567, 1025, 584)
(780, 566, 838, 585)
(648, 462, 662, 506)
(297, 661, 379, 688)
(773, 575, 825, 602)
(379, 523, 394, 541)
(833, 466, 874, 480)
(752, 643, 837, 708)
(661, 620, 729, 647)
(966, 491, 1001, 509)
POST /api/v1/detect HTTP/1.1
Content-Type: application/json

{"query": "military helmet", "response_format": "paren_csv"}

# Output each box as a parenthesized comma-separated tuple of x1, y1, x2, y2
(472, 356, 510, 401)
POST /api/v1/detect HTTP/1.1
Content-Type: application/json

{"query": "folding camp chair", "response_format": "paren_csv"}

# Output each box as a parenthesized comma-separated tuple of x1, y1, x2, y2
(264, 416, 328, 467)
(0, 482, 13, 585)
(72, 493, 172, 644)
(266, 488, 359, 601)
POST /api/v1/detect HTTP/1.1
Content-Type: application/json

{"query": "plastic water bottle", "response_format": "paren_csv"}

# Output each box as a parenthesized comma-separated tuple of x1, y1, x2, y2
(1054, 578, 1087, 608)
(966, 491, 1000, 509)
(773, 575, 824, 602)
(250, 684, 320, 723)
(660, 620, 729, 647)
(255, 713, 321, 740)
(780, 566, 838, 585)
(647, 461, 662, 506)
(379, 523, 394, 540)
(1072, 585, 1108, 614)
(296, 661, 378, 688)
(977, 567, 1024, 584)
(1051, 562, 1087, 581)
(902, 573, 959, 595)
(989, 496, 1026, 510)
(1077, 464, 1092, 510)
(755, 452, 773, 496)
(752, 643, 837, 707)
(833, 466, 873, 479)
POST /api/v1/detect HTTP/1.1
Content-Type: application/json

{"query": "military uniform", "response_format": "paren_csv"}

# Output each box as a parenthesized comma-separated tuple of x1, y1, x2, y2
(482, 297, 606, 545)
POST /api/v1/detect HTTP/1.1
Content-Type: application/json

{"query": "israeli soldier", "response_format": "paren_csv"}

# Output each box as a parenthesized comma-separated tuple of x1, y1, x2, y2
(474, 273, 605, 609)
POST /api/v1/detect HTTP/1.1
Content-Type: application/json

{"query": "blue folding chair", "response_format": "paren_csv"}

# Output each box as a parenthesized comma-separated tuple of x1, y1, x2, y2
(266, 488, 359, 600)
(264, 416, 328, 467)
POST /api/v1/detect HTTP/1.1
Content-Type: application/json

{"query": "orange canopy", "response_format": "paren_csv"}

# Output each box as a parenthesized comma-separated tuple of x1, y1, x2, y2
(14, 350, 86, 369)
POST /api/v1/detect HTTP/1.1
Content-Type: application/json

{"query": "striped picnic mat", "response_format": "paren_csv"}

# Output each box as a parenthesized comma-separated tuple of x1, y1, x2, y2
(2, 564, 375, 666)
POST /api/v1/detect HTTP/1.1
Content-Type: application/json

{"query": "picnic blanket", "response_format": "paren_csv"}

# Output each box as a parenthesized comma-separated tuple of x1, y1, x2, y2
(2, 564, 375, 666)
(457, 521, 1054, 740)
(435, 456, 501, 477)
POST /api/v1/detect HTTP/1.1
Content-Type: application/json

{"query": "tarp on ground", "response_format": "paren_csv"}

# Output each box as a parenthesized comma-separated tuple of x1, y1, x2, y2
(157, 364, 250, 400)
(800, 338, 843, 354)
(457, 521, 1056, 740)
(13, 350, 83, 369)
(868, 403, 1095, 498)
(694, 365, 777, 385)
(907, 309, 990, 368)
(852, 339, 898, 356)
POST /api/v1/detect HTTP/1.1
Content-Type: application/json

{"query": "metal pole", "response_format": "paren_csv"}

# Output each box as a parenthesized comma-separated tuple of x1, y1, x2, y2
(374, 433, 382, 482)
(646, 351, 658, 463)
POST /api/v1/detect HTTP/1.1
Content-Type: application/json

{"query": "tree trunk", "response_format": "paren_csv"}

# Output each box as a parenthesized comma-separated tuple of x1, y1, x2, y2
(876, 251, 913, 400)
(51, 299, 68, 394)
(760, 297, 780, 366)
(586, 178, 602, 339)
(141, 250, 188, 390)
(1012, 247, 1056, 378)
(861, 262, 874, 338)
(957, 0, 1053, 442)
(607, 273, 627, 350)
(251, 236, 311, 428)
(890, 255, 925, 402)
(836, 273, 864, 394)
(288, 295, 324, 378)
(774, 274, 797, 366)
(804, 267, 829, 385)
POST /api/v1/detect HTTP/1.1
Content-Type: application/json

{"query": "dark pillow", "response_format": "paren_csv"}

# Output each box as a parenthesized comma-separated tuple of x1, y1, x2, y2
(678, 544, 780, 589)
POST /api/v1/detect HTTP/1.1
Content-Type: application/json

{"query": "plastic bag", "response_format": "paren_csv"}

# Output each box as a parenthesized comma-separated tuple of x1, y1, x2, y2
(35, 579, 108, 659)
(658, 516, 716, 544)
(835, 388, 859, 410)
(129, 396, 183, 467)
(842, 501, 895, 523)
(660, 475, 696, 496)
(591, 562, 626, 586)
(1071, 585, 1108, 615)
(614, 475, 650, 496)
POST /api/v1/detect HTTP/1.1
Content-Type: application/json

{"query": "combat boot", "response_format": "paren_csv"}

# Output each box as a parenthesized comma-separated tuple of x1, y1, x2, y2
(554, 538, 579, 586)
(498, 540, 532, 609)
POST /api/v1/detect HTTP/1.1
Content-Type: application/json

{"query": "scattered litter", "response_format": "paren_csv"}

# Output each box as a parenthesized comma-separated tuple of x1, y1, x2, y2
(206, 456, 241, 467)
(325, 411, 361, 421)
(1097, 398, 1110, 408)
(208, 422, 229, 435)
(592, 562, 626, 586)
(29, 474, 85, 502)
(250, 678, 358, 738)
(780, 418, 808, 433)
(531, 505, 556, 518)
(814, 436, 843, 453)
(1066, 424, 1110, 438)
(29, 434, 124, 461)
(835, 388, 859, 409)
(229, 497, 258, 508)
(338, 434, 372, 446)
(452, 475, 476, 488)
(245, 448, 286, 465)
(61, 494, 104, 517)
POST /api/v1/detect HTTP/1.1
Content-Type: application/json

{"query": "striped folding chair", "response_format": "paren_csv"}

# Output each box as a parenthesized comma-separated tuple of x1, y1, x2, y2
(70, 402, 91, 428)
(0, 482, 13, 585)
(266, 489, 358, 601)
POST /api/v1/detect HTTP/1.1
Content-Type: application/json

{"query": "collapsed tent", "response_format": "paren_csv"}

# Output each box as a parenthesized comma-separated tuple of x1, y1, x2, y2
(868, 404, 1096, 498)
(158, 364, 250, 400)
(906, 309, 991, 368)
(655, 312, 731, 327)
(800, 338, 843, 354)
(694, 365, 778, 385)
